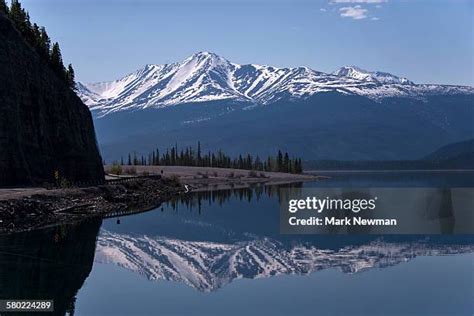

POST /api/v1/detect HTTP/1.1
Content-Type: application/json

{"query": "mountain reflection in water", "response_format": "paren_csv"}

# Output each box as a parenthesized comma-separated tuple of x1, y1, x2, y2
(94, 184, 474, 292)
(0, 182, 472, 315)
(95, 230, 474, 292)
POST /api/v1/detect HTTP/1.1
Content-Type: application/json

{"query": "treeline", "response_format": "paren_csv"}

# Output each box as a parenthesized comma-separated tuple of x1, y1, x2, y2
(120, 143, 303, 174)
(0, 0, 75, 88)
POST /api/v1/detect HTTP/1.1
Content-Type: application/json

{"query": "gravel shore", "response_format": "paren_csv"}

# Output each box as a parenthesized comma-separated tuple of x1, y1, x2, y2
(0, 166, 319, 234)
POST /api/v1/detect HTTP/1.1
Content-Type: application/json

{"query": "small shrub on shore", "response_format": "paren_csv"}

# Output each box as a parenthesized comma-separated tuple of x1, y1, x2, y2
(110, 162, 122, 175)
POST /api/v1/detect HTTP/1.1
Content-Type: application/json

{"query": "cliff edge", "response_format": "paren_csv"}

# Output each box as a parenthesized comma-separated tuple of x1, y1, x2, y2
(0, 13, 104, 186)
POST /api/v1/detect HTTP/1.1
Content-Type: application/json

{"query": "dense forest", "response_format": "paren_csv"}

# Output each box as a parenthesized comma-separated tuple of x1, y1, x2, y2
(0, 0, 75, 88)
(120, 143, 303, 174)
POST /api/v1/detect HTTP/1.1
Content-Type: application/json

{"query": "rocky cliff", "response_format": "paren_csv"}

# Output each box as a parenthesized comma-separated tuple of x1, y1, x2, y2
(0, 13, 104, 186)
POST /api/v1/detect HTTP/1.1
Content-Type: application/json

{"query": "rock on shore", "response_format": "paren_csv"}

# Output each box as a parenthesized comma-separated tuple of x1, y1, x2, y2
(0, 177, 183, 234)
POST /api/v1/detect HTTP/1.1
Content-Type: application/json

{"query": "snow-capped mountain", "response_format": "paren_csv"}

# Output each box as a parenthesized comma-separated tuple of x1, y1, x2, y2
(332, 66, 413, 85)
(95, 230, 474, 292)
(77, 52, 473, 116)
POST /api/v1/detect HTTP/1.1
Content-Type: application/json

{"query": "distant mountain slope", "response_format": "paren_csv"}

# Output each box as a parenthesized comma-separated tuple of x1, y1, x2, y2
(0, 13, 103, 185)
(77, 52, 473, 162)
(93, 93, 473, 162)
(424, 139, 474, 168)
(78, 52, 473, 117)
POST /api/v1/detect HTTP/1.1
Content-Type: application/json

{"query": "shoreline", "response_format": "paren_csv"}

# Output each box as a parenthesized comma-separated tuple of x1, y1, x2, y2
(105, 165, 320, 191)
(0, 166, 319, 234)
(0, 177, 183, 234)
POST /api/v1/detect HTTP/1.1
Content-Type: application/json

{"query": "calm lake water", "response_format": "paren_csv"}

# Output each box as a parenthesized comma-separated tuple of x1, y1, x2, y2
(0, 171, 473, 316)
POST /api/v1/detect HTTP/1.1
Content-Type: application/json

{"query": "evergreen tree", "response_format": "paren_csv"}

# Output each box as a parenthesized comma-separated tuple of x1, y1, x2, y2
(277, 151, 283, 172)
(66, 64, 76, 88)
(31, 22, 40, 47)
(283, 152, 289, 172)
(38, 27, 51, 57)
(50, 42, 65, 75)
(9, 0, 28, 33)
(0, 0, 8, 14)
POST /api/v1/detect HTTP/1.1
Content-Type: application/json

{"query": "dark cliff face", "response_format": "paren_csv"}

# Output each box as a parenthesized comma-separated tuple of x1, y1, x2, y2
(0, 14, 104, 186)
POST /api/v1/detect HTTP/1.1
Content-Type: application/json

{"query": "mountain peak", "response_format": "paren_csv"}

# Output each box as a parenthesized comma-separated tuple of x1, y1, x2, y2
(191, 51, 219, 58)
(186, 51, 228, 64)
(333, 66, 413, 85)
(332, 66, 375, 82)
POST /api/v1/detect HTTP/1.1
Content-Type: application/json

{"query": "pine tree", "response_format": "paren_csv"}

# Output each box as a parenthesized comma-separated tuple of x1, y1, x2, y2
(38, 27, 51, 58)
(9, 0, 28, 33)
(197, 141, 202, 166)
(31, 23, 40, 47)
(66, 64, 76, 88)
(283, 152, 289, 173)
(50, 42, 64, 74)
(0, 0, 8, 14)
(277, 151, 283, 172)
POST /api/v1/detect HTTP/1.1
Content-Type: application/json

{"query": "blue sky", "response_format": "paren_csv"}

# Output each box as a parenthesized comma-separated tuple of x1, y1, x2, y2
(17, 0, 474, 85)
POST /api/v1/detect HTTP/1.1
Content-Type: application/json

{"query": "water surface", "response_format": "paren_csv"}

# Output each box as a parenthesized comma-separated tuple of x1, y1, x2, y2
(0, 171, 473, 315)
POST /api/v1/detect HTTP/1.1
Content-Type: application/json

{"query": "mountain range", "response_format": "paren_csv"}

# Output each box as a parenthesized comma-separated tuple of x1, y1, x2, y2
(78, 51, 472, 116)
(77, 52, 474, 162)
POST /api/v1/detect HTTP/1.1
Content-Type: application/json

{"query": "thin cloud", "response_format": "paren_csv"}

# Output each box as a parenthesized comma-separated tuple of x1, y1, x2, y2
(339, 5, 368, 20)
(371, 17, 380, 20)
(331, 0, 387, 3)
(320, 8, 327, 12)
